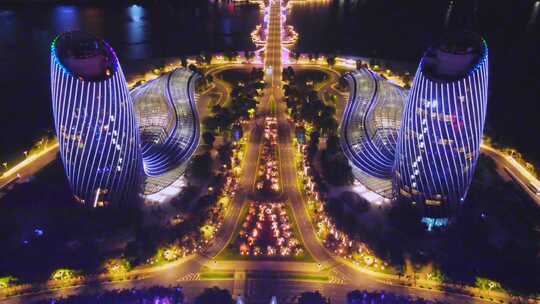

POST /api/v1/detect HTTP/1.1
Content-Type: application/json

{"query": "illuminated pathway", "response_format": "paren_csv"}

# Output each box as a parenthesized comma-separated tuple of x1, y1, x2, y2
(481, 144, 540, 206)
(255, 0, 502, 302)
(0, 142, 59, 190)
(264, 0, 283, 90)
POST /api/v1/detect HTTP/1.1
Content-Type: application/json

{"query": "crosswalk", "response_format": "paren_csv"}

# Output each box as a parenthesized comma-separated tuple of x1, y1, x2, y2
(178, 272, 200, 282)
(328, 275, 346, 285)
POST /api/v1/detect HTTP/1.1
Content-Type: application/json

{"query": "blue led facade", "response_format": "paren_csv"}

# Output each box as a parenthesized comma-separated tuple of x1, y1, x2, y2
(131, 68, 200, 195)
(341, 69, 406, 179)
(51, 32, 201, 205)
(340, 68, 407, 197)
(393, 32, 489, 218)
(51, 31, 142, 207)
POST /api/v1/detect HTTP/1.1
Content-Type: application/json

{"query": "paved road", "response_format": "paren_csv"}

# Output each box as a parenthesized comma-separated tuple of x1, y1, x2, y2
(267, 1, 496, 303)
(481, 144, 540, 207)
(0, 143, 59, 191)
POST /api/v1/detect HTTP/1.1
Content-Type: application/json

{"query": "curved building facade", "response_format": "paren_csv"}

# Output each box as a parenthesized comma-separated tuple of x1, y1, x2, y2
(131, 68, 200, 195)
(50, 31, 142, 207)
(340, 68, 407, 197)
(393, 31, 489, 220)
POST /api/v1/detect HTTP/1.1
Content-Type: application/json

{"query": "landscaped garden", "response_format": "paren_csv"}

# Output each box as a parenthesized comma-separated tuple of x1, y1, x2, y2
(256, 117, 281, 196)
(216, 201, 312, 262)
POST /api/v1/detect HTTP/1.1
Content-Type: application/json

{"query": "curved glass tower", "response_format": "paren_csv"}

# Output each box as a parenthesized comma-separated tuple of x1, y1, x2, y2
(131, 68, 200, 195)
(50, 32, 142, 207)
(340, 68, 407, 197)
(393, 31, 489, 220)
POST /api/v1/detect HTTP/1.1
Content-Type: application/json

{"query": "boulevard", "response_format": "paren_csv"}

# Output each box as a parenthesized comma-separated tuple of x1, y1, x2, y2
(1, 1, 539, 303)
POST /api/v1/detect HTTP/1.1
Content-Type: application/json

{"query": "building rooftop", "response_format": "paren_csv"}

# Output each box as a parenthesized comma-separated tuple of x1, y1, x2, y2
(421, 31, 486, 82)
(53, 31, 117, 81)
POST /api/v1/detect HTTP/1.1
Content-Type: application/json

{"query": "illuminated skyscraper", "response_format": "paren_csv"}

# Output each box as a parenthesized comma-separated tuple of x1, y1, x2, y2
(50, 31, 142, 207)
(393, 31, 489, 224)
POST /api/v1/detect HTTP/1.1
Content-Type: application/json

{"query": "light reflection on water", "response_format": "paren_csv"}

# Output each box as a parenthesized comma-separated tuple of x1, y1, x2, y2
(0, 0, 537, 159)
(528, 1, 540, 31)
(0, 0, 260, 158)
(52, 6, 80, 33)
(126, 4, 149, 59)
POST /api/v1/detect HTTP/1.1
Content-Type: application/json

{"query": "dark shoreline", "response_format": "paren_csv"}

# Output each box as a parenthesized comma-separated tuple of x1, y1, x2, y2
(0, 0, 141, 5)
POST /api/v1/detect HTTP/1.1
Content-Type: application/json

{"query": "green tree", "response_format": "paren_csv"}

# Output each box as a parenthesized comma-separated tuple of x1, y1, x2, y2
(318, 116, 338, 136)
(326, 54, 336, 66)
(475, 277, 501, 291)
(298, 291, 328, 304)
(218, 144, 233, 166)
(321, 104, 336, 118)
(250, 67, 265, 81)
(325, 134, 340, 155)
(321, 152, 354, 186)
(347, 290, 364, 303)
(203, 52, 213, 65)
(215, 112, 234, 131)
(283, 66, 295, 81)
(0, 276, 17, 289)
(224, 51, 239, 62)
(202, 132, 216, 148)
(180, 56, 188, 68)
(203, 116, 220, 132)
(187, 152, 214, 181)
(194, 287, 234, 304)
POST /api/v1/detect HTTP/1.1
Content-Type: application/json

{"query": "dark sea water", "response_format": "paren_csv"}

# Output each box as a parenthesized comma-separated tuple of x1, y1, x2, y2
(0, 0, 539, 162)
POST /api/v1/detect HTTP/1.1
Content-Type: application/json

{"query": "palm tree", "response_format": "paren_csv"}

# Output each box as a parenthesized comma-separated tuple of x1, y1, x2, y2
(218, 143, 233, 165)
(326, 54, 336, 66)
(319, 116, 338, 136)
(224, 51, 234, 62)
(187, 152, 214, 181)
(180, 56, 188, 68)
(203, 52, 213, 65)
(325, 134, 340, 154)
(194, 287, 234, 304)
(298, 291, 328, 304)
(322, 105, 336, 117)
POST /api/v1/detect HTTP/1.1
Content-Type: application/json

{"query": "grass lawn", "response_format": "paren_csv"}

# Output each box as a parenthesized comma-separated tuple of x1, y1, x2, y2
(295, 70, 328, 85)
(218, 68, 252, 86)
(324, 155, 540, 295)
(200, 271, 234, 280)
(248, 271, 328, 282)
